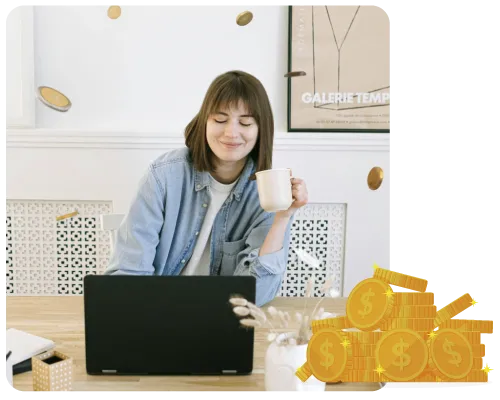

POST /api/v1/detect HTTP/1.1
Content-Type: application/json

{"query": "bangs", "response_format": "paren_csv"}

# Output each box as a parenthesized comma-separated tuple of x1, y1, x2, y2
(209, 80, 259, 121)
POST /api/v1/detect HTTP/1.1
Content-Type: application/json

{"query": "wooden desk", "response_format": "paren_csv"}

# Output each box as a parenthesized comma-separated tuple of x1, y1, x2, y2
(7, 296, 381, 391)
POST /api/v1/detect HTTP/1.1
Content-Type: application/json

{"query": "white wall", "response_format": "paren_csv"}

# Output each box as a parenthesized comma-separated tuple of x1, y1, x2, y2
(6, 6, 390, 295)
(6, 6, 35, 128)
(32, 6, 289, 133)
(0, 3, 22, 120)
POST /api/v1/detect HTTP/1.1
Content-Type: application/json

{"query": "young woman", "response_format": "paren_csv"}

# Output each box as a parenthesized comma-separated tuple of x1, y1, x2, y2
(105, 70, 308, 306)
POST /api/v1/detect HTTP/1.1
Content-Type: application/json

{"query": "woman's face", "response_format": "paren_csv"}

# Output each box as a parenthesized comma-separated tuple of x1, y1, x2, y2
(206, 101, 258, 165)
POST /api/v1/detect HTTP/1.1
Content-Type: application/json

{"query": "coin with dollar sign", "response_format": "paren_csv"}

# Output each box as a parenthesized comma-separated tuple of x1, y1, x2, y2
(307, 329, 351, 382)
(428, 328, 473, 380)
(376, 328, 429, 381)
(346, 278, 394, 331)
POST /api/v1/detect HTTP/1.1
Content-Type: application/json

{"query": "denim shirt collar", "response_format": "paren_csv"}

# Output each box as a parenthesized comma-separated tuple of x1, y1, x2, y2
(194, 156, 255, 201)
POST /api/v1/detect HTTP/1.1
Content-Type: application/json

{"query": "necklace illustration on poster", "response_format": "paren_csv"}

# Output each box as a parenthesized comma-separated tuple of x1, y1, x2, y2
(36, 86, 72, 112)
(107, 6, 122, 20)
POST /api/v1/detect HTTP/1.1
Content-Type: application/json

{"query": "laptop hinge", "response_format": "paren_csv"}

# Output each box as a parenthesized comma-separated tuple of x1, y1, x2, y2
(222, 370, 237, 374)
(102, 369, 117, 374)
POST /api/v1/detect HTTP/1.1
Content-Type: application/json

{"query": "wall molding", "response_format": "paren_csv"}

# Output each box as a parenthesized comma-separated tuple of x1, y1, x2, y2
(6, 6, 35, 129)
(6, 129, 389, 152)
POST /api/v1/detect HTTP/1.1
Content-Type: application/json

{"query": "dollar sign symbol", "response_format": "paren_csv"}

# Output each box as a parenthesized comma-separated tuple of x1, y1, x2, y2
(320, 338, 335, 369)
(443, 338, 462, 367)
(358, 288, 375, 319)
(392, 337, 411, 371)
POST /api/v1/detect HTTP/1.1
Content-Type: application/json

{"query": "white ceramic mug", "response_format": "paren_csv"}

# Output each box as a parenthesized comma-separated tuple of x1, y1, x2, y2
(255, 168, 293, 212)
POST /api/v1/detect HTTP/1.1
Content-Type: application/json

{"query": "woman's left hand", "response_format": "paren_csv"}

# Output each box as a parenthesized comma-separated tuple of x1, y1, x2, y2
(277, 177, 308, 218)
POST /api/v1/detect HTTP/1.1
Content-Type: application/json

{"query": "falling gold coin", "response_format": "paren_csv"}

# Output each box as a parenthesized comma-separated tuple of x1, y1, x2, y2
(367, 166, 384, 190)
(376, 328, 429, 381)
(428, 328, 474, 380)
(37, 86, 72, 112)
(55, 211, 79, 222)
(236, 11, 253, 26)
(108, 6, 122, 20)
(284, 71, 306, 78)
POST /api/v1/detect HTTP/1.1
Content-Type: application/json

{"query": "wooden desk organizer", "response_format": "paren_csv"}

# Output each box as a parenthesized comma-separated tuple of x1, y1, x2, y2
(32, 350, 73, 391)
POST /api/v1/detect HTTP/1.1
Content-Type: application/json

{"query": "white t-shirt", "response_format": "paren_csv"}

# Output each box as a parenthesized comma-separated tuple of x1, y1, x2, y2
(181, 174, 238, 275)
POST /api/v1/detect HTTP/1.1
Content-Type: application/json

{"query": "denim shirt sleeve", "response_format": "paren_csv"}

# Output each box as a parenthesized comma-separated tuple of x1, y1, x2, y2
(103, 164, 165, 276)
(233, 213, 294, 307)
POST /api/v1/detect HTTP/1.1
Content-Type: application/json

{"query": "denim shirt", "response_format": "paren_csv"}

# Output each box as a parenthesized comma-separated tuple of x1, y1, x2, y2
(104, 147, 293, 306)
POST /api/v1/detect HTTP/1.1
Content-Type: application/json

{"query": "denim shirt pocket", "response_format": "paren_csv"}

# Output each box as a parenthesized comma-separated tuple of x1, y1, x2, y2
(220, 238, 247, 276)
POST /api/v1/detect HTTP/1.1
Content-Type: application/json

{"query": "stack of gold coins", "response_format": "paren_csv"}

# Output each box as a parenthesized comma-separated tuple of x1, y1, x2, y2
(439, 319, 493, 333)
(380, 292, 436, 336)
(298, 267, 491, 384)
(341, 331, 385, 382)
(374, 270, 489, 383)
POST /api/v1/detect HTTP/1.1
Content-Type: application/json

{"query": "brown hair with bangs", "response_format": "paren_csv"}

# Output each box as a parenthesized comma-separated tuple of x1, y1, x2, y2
(184, 70, 274, 179)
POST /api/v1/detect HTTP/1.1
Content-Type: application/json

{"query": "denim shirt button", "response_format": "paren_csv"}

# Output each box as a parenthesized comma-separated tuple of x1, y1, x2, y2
(181, 259, 186, 263)
(202, 203, 208, 208)
(196, 184, 201, 190)
(195, 232, 199, 235)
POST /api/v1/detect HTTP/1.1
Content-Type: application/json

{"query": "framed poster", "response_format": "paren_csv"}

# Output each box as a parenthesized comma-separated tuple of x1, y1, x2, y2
(287, 6, 390, 133)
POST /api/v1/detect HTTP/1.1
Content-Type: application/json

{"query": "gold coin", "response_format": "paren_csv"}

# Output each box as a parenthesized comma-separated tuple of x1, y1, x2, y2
(341, 370, 391, 382)
(410, 374, 440, 382)
(435, 369, 487, 382)
(472, 358, 483, 369)
(284, 71, 306, 78)
(449, 331, 481, 344)
(350, 344, 377, 357)
(312, 316, 352, 333)
(107, 6, 121, 19)
(434, 294, 473, 327)
(393, 292, 434, 305)
(307, 329, 351, 382)
(374, 267, 428, 292)
(414, 331, 434, 340)
(295, 362, 312, 382)
(344, 331, 384, 344)
(236, 11, 253, 26)
(428, 328, 473, 379)
(390, 305, 436, 318)
(367, 167, 384, 190)
(37, 86, 72, 112)
(346, 278, 394, 331)
(380, 318, 435, 331)
(349, 357, 377, 370)
(436, 318, 495, 335)
(442, 344, 484, 357)
(376, 328, 429, 381)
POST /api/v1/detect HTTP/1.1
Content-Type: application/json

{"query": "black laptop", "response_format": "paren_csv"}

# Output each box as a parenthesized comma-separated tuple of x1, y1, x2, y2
(83, 275, 256, 375)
